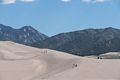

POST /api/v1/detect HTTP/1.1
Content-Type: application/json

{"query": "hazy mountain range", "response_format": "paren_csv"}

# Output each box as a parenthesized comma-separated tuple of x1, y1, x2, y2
(0, 24, 120, 56)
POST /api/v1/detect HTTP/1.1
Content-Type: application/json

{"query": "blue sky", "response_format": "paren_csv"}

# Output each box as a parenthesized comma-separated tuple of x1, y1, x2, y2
(0, 0, 120, 36)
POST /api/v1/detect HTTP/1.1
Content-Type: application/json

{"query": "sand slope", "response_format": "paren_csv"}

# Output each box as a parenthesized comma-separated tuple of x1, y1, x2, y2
(0, 41, 120, 80)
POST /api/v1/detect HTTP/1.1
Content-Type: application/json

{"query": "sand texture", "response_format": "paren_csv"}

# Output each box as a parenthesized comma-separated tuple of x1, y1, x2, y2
(0, 41, 120, 80)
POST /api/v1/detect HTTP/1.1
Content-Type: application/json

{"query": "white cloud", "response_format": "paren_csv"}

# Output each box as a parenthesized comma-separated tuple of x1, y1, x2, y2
(20, 0, 35, 3)
(82, 0, 92, 3)
(82, 0, 110, 3)
(0, 0, 35, 4)
(0, 0, 110, 5)
(61, 0, 110, 3)
(1, 0, 16, 4)
(61, 0, 72, 3)
(93, 0, 108, 3)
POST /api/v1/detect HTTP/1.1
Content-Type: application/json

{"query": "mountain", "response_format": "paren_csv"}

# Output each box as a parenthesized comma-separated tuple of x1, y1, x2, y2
(0, 24, 48, 45)
(32, 27, 120, 56)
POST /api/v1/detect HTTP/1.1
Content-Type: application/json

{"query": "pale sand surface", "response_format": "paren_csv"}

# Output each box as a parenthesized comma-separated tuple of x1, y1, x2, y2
(0, 41, 120, 80)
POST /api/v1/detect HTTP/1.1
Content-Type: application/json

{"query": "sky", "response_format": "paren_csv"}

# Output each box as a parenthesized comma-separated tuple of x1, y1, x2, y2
(0, 0, 120, 36)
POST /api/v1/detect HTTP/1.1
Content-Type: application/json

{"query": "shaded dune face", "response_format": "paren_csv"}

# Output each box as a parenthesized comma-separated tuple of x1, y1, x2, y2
(0, 41, 79, 80)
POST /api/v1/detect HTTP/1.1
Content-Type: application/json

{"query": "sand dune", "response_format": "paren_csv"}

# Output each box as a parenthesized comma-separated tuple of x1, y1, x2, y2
(0, 41, 120, 80)
(99, 52, 120, 59)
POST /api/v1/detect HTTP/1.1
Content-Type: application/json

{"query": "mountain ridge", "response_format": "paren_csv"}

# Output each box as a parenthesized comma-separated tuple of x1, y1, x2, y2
(0, 24, 48, 45)
(32, 27, 120, 56)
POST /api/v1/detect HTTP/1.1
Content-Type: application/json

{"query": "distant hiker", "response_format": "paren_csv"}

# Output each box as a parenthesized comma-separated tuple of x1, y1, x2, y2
(44, 50, 47, 54)
(72, 64, 78, 68)
(97, 56, 100, 59)
(97, 56, 102, 59)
